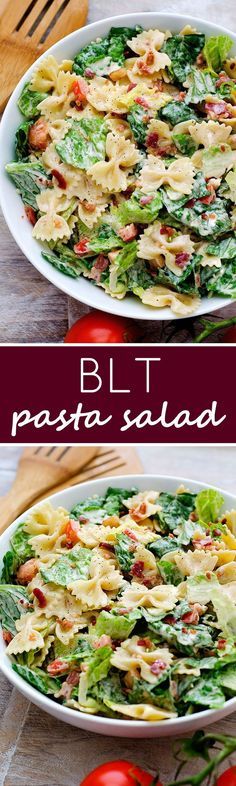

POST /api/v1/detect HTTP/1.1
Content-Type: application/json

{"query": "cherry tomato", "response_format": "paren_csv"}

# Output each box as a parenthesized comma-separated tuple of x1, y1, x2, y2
(64, 311, 141, 344)
(222, 325, 236, 343)
(216, 767, 236, 786)
(64, 519, 80, 545)
(80, 760, 162, 786)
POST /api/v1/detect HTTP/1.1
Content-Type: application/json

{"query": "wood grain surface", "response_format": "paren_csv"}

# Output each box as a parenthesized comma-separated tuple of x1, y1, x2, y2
(0, 445, 235, 785)
(0, 0, 236, 343)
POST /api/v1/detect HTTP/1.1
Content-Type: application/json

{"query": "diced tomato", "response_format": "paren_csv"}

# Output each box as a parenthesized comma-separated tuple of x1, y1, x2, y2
(135, 96, 149, 108)
(181, 609, 199, 625)
(65, 519, 81, 545)
(118, 223, 138, 242)
(25, 205, 37, 225)
(33, 588, 47, 608)
(51, 169, 67, 189)
(28, 118, 49, 150)
(72, 79, 88, 105)
(47, 659, 69, 676)
(74, 238, 89, 255)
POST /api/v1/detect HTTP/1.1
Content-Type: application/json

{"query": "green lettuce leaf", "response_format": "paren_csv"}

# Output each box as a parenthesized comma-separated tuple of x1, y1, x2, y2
(206, 260, 236, 297)
(86, 645, 112, 688)
(13, 664, 61, 694)
(115, 533, 136, 573)
(186, 573, 219, 605)
(211, 589, 236, 638)
(158, 559, 182, 586)
(183, 676, 225, 708)
(159, 100, 198, 125)
(73, 26, 142, 76)
(56, 118, 107, 169)
(113, 241, 138, 272)
(5, 161, 49, 210)
(15, 120, 32, 161)
(206, 235, 236, 259)
(88, 225, 124, 254)
(218, 664, 236, 693)
(148, 536, 179, 558)
(185, 67, 216, 103)
(116, 191, 162, 225)
(128, 678, 175, 711)
(94, 609, 141, 640)
(17, 83, 48, 118)
(148, 619, 214, 655)
(0, 584, 29, 635)
(42, 248, 85, 279)
(196, 488, 224, 523)
(127, 103, 152, 144)
(204, 35, 233, 72)
(157, 491, 196, 532)
(1, 522, 33, 583)
(172, 132, 197, 156)
(202, 144, 235, 179)
(40, 547, 91, 586)
(104, 486, 137, 516)
(164, 34, 205, 83)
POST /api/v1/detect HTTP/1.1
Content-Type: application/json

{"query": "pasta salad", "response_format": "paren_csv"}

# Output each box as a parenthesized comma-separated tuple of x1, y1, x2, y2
(5, 25, 236, 315)
(1, 485, 236, 722)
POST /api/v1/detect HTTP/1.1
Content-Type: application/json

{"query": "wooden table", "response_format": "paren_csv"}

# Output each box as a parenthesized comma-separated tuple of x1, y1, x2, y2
(0, 0, 236, 343)
(0, 445, 235, 784)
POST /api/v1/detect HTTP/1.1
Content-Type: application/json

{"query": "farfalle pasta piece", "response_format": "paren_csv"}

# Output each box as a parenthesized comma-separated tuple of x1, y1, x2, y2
(216, 562, 236, 583)
(189, 120, 232, 147)
(30, 55, 73, 92)
(127, 29, 171, 80)
(26, 503, 69, 556)
(89, 132, 140, 192)
(78, 197, 108, 228)
(138, 221, 194, 277)
(119, 581, 177, 611)
(107, 702, 177, 720)
(88, 77, 128, 113)
(174, 549, 218, 577)
(32, 188, 73, 242)
(224, 58, 236, 79)
(224, 510, 236, 535)
(68, 553, 122, 610)
(7, 612, 46, 655)
(138, 154, 194, 197)
(141, 286, 200, 316)
(197, 242, 221, 268)
(124, 489, 160, 519)
(111, 635, 173, 683)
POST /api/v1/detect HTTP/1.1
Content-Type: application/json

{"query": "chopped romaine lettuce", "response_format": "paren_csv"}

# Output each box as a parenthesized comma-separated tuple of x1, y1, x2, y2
(0, 584, 30, 635)
(185, 67, 216, 104)
(204, 35, 233, 72)
(172, 132, 197, 156)
(202, 144, 236, 179)
(206, 235, 236, 259)
(17, 83, 48, 118)
(86, 645, 112, 688)
(206, 260, 236, 297)
(40, 547, 91, 586)
(94, 609, 141, 640)
(115, 533, 136, 573)
(73, 26, 142, 76)
(117, 191, 162, 225)
(159, 100, 198, 125)
(158, 559, 182, 586)
(13, 664, 61, 694)
(5, 161, 49, 210)
(196, 488, 224, 523)
(15, 120, 32, 161)
(163, 34, 205, 83)
(183, 676, 225, 708)
(56, 118, 107, 169)
(157, 491, 196, 532)
(127, 103, 151, 145)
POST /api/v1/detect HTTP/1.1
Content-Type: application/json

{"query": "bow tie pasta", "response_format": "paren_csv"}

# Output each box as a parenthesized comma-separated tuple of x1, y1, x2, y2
(6, 24, 236, 313)
(2, 484, 236, 721)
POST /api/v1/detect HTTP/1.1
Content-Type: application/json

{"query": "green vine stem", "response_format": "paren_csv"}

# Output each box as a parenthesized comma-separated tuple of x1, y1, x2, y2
(194, 317, 236, 343)
(166, 733, 236, 786)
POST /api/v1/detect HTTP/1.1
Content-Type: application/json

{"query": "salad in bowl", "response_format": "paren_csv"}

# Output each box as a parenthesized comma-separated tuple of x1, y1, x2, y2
(3, 15, 236, 318)
(1, 476, 236, 736)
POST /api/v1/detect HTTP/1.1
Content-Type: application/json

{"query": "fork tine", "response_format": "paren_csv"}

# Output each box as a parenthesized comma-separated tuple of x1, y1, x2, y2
(19, 0, 51, 38)
(28, 0, 65, 46)
(0, 0, 35, 35)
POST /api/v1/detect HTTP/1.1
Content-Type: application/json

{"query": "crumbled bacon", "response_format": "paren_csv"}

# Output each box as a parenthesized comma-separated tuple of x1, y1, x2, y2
(189, 511, 198, 521)
(33, 588, 47, 608)
(118, 223, 138, 242)
(181, 609, 199, 625)
(93, 635, 112, 649)
(2, 630, 13, 644)
(217, 638, 227, 650)
(205, 100, 232, 118)
(130, 502, 147, 521)
(177, 91, 186, 101)
(84, 68, 95, 78)
(99, 542, 115, 552)
(196, 52, 205, 67)
(25, 206, 37, 225)
(135, 96, 149, 108)
(56, 670, 80, 699)
(137, 638, 152, 649)
(164, 615, 176, 625)
(131, 560, 144, 577)
(175, 252, 190, 267)
(215, 72, 231, 87)
(124, 528, 138, 541)
(127, 82, 137, 92)
(160, 225, 175, 237)
(200, 185, 216, 205)
(140, 195, 153, 206)
(47, 658, 69, 676)
(64, 519, 81, 545)
(51, 169, 67, 189)
(150, 659, 167, 675)
(193, 536, 213, 550)
(57, 619, 74, 630)
(146, 131, 159, 149)
(72, 79, 88, 106)
(186, 198, 195, 208)
(74, 238, 89, 255)
(90, 254, 109, 282)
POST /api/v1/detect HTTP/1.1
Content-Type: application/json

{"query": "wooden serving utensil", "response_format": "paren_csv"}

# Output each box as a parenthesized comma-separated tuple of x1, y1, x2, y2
(0, 0, 88, 112)
(36, 446, 143, 500)
(0, 445, 98, 533)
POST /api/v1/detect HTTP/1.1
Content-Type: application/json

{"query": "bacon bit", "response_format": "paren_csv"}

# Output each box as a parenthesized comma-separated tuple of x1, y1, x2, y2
(175, 252, 190, 267)
(196, 52, 205, 67)
(118, 223, 138, 242)
(2, 630, 13, 644)
(189, 511, 198, 521)
(140, 195, 153, 206)
(221, 517, 227, 524)
(99, 542, 115, 552)
(33, 588, 47, 608)
(213, 528, 222, 536)
(206, 571, 212, 580)
(186, 198, 195, 208)
(216, 73, 231, 87)
(57, 670, 80, 699)
(200, 186, 215, 205)
(150, 659, 167, 675)
(90, 254, 109, 282)
(164, 615, 176, 625)
(131, 560, 144, 577)
(65, 519, 80, 545)
(182, 609, 199, 625)
(217, 638, 227, 650)
(155, 79, 164, 92)
(51, 169, 67, 189)
(65, 540, 73, 549)
(47, 658, 69, 676)
(81, 200, 96, 213)
(16, 558, 38, 585)
(28, 118, 49, 150)
(93, 635, 112, 649)
(57, 619, 74, 630)
(124, 528, 138, 541)
(79, 515, 89, 523)
(135, 96, 149, 108)
(130, 502, 147, 521)
(25, 205, 37, 225)
(193, 536, 213, 550)
(182, 627, 188, 634)
(160, 225, 175, 237)
(67, 670, 80, 685)
(84, 68, 95, 78)
(127, 82, 137, 92)
(205, 100, 231, 117)
(74, 238, 89, 255)
(190, 603, 205, 616)
(137, 638, 153, 649)
(177, 91, 186, 101)
(146, 131, 159, 149)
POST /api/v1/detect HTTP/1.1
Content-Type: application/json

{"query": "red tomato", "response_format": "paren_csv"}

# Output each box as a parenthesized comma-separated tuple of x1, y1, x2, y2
(64, 519, 80, 545)
(222, 326, 236, 343)
(64, 311, 141, 344)
(217, 767, 236, 786)
(80, 761, 162, 786)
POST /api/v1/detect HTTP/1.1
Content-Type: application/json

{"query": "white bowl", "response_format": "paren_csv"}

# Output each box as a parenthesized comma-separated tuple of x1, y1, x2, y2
(0, 473, 236, 737)
(0, 13, 235, 322)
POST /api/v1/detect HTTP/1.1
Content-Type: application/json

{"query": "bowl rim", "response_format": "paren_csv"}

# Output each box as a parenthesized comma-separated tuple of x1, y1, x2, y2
(0, 471, 236, 732)
(0, 11, 235, 321)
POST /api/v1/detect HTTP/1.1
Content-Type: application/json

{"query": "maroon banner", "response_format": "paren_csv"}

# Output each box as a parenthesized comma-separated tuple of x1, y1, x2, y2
(0, 345, 234, 443)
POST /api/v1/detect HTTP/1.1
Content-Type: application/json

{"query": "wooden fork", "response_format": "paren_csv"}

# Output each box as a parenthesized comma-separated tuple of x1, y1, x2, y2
(0, 0, 88, 112)
(0, 445, 98, 533)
